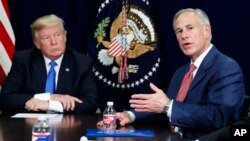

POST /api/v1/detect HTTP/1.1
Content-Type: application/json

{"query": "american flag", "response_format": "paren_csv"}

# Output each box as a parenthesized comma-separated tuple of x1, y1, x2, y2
(108, 35, 126, 57)
(0, 0, 15, 91)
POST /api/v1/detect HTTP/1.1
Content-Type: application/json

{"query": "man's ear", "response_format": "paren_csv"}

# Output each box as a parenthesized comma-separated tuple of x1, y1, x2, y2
(33, 41, 41, 49)
(204, 24, 212, 39)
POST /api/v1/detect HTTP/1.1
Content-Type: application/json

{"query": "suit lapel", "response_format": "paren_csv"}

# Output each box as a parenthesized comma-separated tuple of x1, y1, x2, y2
(189, 68, 205, 91)
(56, 51, 72, 93)
(33, 50, 47, 92)
(189, 46, 218, 91)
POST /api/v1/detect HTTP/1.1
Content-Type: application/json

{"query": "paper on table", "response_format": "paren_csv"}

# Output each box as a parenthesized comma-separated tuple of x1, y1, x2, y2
(11, 113, 59, 118)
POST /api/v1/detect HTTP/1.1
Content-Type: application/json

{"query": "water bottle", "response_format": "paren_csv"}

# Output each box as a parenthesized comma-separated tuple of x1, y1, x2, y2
(32, 116, 51, 141)
(103, 101, 116, 130)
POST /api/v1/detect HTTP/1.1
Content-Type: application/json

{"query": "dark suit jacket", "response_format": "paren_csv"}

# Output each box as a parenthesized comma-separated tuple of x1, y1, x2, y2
(134, 46, 245, 139)
(0, 48, 98, 114)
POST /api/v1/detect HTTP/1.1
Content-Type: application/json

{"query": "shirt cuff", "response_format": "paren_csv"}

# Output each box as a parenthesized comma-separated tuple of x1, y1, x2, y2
(34, 93, 50, 101)
(126, 111, 136, 123)
(167, 99, 174, 121)
(48, 100, 63, 113)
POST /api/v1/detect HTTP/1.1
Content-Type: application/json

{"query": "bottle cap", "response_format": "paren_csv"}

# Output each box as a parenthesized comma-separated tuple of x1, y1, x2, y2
(37, 116, 47, 121)
(107, 101, 114, 106)
(80, 136, 88, 141)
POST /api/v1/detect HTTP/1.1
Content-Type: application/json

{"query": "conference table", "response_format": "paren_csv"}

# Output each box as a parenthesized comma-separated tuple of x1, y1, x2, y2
(0, 113, 186, 141)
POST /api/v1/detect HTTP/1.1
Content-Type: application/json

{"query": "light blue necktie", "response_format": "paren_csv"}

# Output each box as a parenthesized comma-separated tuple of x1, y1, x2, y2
(45, 61, 57, 93)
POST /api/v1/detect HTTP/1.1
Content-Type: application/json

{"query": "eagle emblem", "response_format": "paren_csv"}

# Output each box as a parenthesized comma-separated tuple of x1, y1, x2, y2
(91, 0, 160, 88)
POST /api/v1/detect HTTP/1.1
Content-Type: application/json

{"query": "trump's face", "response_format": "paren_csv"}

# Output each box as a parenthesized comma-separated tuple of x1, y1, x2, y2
(174, 12, 211, 62)
(34, 24, 67, 60)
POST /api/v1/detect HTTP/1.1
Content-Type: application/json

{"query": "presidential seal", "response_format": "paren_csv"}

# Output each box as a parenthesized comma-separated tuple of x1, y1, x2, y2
(90, 0, 160, 89)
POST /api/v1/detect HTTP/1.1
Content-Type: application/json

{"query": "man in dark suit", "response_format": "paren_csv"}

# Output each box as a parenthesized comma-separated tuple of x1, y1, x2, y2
(0, 14, 98, 114)
(97, 8, 245, 139)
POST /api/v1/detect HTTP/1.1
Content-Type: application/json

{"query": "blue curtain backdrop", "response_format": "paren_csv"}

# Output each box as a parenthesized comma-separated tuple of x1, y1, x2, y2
(7, 0, 250, 111)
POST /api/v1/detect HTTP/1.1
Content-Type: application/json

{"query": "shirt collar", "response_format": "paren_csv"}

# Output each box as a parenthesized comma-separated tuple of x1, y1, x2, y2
(44, 55, 64, 67)
(192, 44, 213, 68)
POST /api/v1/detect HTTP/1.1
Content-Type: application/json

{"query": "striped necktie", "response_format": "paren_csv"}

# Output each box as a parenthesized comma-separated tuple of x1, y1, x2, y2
(176, 64, 196, 102)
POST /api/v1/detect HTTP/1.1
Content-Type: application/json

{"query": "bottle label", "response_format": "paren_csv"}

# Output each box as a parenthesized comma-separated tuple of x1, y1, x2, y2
(103, 114, 116, 130)
(32, 132, 51, 141)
